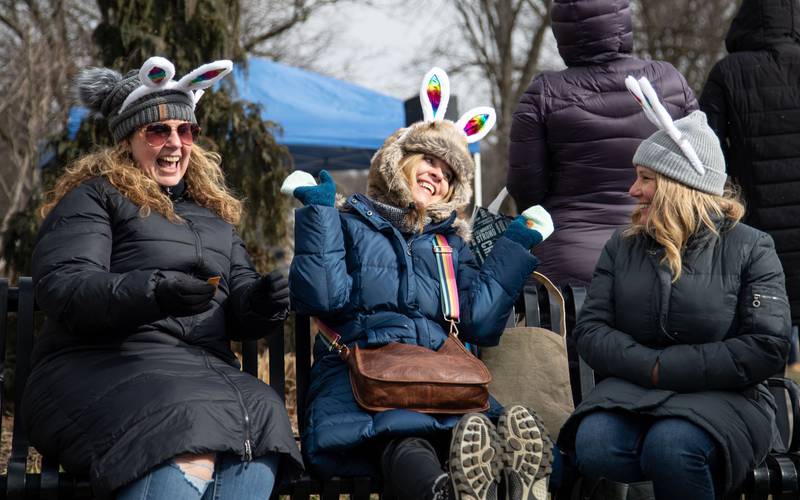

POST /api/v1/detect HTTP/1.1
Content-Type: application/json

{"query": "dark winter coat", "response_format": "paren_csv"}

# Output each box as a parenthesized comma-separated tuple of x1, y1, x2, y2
(699, 0, 800, 323)
(558, 222, 791, 494)
(21, 177, 302, 498)
(290, 193, 538, 479)
(507, 0, 698, 287)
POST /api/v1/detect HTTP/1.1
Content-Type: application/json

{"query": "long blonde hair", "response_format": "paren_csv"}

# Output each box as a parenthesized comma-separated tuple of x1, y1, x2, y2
(624, 172, 745, 281)
(41, 142, 242, 224)
(399, 153, 456, 231)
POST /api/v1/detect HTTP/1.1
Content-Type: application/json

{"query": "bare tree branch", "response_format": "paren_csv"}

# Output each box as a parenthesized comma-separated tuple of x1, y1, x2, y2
(0, 9, 24, 40)
(0, 0, 96, 241)
(632, 0, 740, 93)
(240, 0, 342, 54)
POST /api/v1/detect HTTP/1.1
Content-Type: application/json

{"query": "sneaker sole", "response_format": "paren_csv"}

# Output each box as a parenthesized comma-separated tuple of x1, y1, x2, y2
(497, 405, 553, 500)
(449, 413, 502, 500)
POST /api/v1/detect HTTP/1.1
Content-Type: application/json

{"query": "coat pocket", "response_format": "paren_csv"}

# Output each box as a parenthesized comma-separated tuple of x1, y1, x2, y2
(363, 311, 416, 347)
(749, 285, 790, 336)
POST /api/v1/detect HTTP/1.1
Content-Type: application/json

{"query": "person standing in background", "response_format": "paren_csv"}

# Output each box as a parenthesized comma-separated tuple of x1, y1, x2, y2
(700, 0, 800, 370)
(507, 0, 698, 288)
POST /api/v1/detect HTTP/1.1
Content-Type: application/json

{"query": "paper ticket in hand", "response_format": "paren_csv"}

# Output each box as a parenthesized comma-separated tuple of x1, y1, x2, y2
(280, 171, 317, 196)
(521, 205, 555, 241)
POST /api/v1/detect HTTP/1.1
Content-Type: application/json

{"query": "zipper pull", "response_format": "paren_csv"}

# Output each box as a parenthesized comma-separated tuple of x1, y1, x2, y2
(242, 439, 253, 462)
(753, 294, 761, 308)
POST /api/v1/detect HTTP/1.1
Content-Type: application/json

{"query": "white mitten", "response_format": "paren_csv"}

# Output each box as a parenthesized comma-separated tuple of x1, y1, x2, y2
(280, 171, 317, 196)
(521, 205, 555, 242)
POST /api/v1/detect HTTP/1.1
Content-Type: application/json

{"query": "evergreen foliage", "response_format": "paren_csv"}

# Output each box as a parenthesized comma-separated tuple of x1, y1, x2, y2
(93, 0, 245, 71)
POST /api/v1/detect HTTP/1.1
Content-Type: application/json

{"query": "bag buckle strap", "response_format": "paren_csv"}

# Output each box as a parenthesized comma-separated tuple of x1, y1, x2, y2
(314, 318, 347, 353)
(449, 319, 459, 338)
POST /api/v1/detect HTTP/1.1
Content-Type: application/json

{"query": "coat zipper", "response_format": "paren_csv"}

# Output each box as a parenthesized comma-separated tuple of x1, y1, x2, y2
(202, 351, 253, 462)
(185, 219, 204, 271)
(752, 293, 784, 308)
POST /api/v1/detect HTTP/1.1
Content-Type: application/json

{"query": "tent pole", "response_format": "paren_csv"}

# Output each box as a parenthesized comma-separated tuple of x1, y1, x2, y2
(473, 152, 482, 207)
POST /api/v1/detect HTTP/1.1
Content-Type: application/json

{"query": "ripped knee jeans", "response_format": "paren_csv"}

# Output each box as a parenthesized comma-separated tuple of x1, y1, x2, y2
(116, 452, 279, 500)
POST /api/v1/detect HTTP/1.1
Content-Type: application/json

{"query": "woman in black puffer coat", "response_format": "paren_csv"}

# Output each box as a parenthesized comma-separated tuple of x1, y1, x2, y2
(21, 57, 302, 499)
(507, 0, 697, 288)
(557, 84, 791, 499)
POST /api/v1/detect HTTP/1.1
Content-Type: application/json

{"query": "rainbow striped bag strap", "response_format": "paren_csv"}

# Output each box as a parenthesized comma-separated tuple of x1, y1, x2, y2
(433, 234, 460, 336)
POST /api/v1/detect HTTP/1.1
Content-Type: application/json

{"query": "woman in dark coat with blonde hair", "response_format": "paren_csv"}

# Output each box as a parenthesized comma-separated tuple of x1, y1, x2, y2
(22, 57, 302, 499)
(558, 78, 791, 499)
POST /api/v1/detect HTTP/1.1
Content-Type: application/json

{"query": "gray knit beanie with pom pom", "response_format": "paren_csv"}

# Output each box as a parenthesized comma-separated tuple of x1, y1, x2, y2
(75, 67, 195, 143)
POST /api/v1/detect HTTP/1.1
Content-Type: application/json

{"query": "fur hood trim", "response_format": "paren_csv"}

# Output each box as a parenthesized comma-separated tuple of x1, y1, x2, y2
(366, 120, 474, 240)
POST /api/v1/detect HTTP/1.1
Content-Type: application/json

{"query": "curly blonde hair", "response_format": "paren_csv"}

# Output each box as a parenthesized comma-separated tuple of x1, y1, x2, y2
(624, 172, 745, 282)
(41, 142, 242, 224)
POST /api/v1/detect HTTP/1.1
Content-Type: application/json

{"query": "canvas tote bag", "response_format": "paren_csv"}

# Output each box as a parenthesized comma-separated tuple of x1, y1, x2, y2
(481, 271, 575, 437)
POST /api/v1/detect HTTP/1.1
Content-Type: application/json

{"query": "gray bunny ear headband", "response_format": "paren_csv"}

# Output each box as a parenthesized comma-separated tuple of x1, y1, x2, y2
(119, 56, 233, 113)
(625, 75, 705, 175)
(418, 67, 496, 143)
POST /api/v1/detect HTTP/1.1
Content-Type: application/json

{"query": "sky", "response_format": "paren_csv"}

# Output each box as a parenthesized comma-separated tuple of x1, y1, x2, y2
(294, 0, 483, 106)
(310, 1, 452, 94)
(294, 0, 563, 112)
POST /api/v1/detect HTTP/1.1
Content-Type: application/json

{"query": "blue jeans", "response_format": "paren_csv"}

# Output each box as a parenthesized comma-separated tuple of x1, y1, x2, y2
(574, 411, 720, 500)
(116, 453, 279, 500)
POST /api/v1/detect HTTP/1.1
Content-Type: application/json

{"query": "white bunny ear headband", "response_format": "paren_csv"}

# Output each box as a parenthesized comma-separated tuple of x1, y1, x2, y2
(118, 56, 233, 114)
(419, 67, 496, 143)
(625, 75, 705, 175)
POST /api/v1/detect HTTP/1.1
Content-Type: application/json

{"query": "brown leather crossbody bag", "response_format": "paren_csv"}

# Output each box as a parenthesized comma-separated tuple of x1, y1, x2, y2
(315, 234, 491, 414)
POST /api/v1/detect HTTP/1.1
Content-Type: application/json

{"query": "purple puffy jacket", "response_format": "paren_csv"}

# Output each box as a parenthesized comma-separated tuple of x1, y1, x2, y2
(507, 0, 698, 287)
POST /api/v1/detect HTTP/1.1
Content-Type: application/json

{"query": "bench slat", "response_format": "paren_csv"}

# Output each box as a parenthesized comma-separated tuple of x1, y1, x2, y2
(268, 327, 285, 399)
(295, 314, 311, 437)
(39, 455, 60, 500)
(8, 278, 34, 500)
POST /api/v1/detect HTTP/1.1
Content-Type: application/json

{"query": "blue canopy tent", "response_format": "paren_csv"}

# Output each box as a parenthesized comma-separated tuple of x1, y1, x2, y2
(237, 58, 405, 173)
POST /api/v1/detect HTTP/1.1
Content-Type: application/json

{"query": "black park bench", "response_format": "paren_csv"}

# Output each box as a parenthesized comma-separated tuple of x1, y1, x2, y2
(0, 276, 799, 499)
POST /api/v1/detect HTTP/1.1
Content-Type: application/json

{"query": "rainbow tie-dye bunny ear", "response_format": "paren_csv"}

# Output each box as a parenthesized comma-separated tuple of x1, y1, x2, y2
(420, 67, 451, 121)
(174, 60, 233, 106)
(119, 57, 178, 113)
(625, 75, 705, 175)
(117, 57, 233, 114)
(140, 57, 176, 87)
(455, 106, 496, 144)
(415, 67, 497, 142)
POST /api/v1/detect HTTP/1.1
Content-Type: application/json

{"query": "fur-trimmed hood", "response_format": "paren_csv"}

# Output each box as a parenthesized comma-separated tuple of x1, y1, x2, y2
(365, 120, 474, 240)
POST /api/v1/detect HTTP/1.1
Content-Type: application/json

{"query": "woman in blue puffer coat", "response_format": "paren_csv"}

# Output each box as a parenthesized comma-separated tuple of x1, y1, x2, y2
(287, 69, 557, 500)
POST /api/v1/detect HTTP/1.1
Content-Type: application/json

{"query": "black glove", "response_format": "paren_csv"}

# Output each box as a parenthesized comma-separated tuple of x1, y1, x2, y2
(249, 270, 290, 320)
(155, 274, 216, 317)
